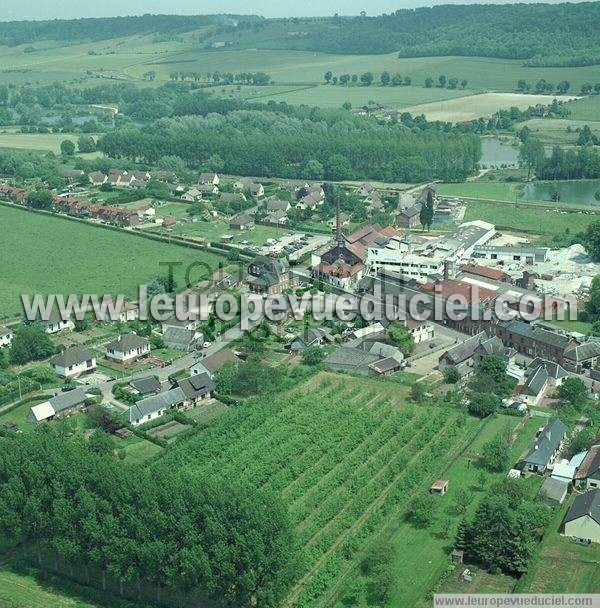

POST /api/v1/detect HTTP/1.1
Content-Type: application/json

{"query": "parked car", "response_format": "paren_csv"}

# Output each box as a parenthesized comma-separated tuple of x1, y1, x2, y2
(202, 341, 212, 349)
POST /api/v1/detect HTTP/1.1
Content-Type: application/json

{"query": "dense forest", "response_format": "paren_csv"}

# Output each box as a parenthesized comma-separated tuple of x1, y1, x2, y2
(0, 14, 260, 47)
(260, 3, 600, 64)
(0, 429, 294, 607)
(99, 110, 481, 182)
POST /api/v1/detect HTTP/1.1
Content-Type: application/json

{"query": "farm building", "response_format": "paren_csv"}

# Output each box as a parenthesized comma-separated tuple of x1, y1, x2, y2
(28, 387, 92, 424)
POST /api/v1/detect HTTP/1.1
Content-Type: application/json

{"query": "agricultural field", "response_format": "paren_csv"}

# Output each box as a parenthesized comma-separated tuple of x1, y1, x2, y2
(215, 83, 473, 109)
(401, 93, 579, 123)
(0, 204, 223, 318)
(0, 132, 78, 153)
(155, 371, 539, 608)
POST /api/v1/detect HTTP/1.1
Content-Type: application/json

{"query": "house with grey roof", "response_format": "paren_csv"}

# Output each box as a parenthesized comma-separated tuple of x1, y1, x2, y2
(49, 347, 96, 379)
(266, 199, 291, 213)
(288, 327, 331, 353)
(28, 387, 92, 424)
(190, 348, 240, 378)
(163, 326, 203, 351)
(323, 346, 381, 375)
(129, 376, 162, 397)
(123, 387, 187, 426)
(563, 489, 600, 543)
(395, 205, 421, 229)
(518, 418, 567, 474)
(438, 332, 488, 370)
(368, 356, 403, 376)
(199, 172, 219, 186)
(575, 445, 600, 490)
(564, 339, 600, 373)
(106, 334, 150, 363)
(520, 358, 569, 406)
(229, 213, 255, 231)
(41, 309, 74, 334)
(175, 373, 215, 404)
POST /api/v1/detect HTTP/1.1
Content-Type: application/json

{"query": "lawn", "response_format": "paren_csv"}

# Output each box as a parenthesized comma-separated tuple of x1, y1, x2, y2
(0, 396, 51, 432)
(0, 132, 78, 153)
(0, 204, 224, 318)
(0, 568, 104, 608)
(145, 217, 295, 245)
(157, 372, 492, 608)
(116, 435, 163, 464)
(516, 499, 600, 594)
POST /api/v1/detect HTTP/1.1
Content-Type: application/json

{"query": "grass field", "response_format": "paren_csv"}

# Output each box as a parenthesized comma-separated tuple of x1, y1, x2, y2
(0, 132, 78, 153)
(464, 200, 598, 237)
(401, 93, 579, 123)
(564, 95, 600, 121)
(156, 372, 540, 608)
(0, 204, 223, 318)
(521, 118, 600, 146)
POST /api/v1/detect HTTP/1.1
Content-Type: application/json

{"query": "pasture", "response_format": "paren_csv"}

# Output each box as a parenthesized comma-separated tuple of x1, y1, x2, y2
(564, 95, 600, 122)
(401, 93, 579, 123)
(0, 204, 223, 318)
(521, 118, 600, 146)
(158, 371, 489, 607)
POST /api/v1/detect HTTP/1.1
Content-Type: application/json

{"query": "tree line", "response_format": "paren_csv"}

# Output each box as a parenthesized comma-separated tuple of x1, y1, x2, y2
(517, 79, 600, 95)
(0, 428, 294, 607)
(98, 110, 481, 183)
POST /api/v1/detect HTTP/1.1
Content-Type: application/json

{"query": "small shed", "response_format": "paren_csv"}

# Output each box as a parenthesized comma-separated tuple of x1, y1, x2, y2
(540, 476, 569, 506)
(430, 479, 449, 495)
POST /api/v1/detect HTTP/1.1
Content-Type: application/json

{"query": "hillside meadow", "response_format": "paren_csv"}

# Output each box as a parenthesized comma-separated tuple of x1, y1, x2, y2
(0, 205, 223, 318)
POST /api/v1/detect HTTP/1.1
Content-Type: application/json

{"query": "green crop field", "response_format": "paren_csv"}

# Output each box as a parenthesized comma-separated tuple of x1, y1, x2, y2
(157, 371, 491, 607)
(0, 204, 223, 318)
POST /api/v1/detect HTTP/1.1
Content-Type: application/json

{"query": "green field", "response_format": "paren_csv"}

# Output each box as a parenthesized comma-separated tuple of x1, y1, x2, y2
(521, 118, 600, 146)
(564, 95, 600, 122)
(216, 83, 473, 109)
(464, 200, 597, 237)
(0, 204, 223, 318)
(0, 132, 79, 153)
(156, 371, 538, 608)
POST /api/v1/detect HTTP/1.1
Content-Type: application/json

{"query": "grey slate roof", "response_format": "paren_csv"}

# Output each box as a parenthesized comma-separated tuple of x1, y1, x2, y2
(163, 327, 197, 348)
(129, 376, 161, 396)
(106, 334, 149, 353)
(441, 331, 487, 365)
(123, 387, 187, 423)
(528, 358, 569, 380)
(521, 419, 567, 468)
(49, 347, 95, 368)
(178, 373, 215, 400)
(49, 387, 90, 414)
(324, 346, 381, 373)
(564, 341, 600, 362)
(0, 326, 11, 336)
(524, 366, 549, 397)
(564, 489, 600, 526)
(368, 357, 402, 374)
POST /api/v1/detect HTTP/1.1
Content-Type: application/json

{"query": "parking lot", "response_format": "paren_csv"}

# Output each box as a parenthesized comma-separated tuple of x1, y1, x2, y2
(239, 232, 331, 260)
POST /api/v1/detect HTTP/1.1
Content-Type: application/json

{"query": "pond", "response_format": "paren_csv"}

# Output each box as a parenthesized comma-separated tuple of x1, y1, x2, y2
(521, 180, 600, 205)
(480, 137, 520, 168)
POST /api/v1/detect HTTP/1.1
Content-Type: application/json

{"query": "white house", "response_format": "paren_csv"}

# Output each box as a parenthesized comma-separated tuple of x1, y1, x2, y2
(106, 334, 150, 363)
(199, 172, 220, 186)
(563, 490, 600, 544)
(97, 300, 139, 323)
(28, 387, 91, 424)
(48, 347, 97, 379)
(181, 187, 203, 202)
(123, 387, 187, 426)
(42, 310, 74, 334)
(0, 327, 13, 348)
